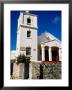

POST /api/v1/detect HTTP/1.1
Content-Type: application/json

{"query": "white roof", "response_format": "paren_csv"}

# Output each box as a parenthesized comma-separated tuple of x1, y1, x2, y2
(38, 32, 61, 44)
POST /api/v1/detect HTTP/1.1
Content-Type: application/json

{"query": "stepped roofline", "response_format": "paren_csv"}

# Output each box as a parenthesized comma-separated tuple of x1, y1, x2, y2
(20, 11, 37, 17)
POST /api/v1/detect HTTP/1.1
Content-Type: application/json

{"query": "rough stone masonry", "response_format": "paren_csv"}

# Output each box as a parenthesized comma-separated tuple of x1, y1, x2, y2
(12, 61, 61, 79)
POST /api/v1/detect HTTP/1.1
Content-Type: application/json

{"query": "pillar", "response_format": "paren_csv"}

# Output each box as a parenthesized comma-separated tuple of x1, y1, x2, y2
(29, 63, 32, 79)
(41, 46, 45, 61)
(59, 48, 61, 61)
(49, 47, 52, 61)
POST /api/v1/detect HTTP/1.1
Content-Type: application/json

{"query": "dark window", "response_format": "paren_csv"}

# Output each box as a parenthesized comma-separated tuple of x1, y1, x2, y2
(10, 62, 13, 76)
(27, 31, 31, 37)
(26, 47, 31, 56)
(27, 18, 31, 24)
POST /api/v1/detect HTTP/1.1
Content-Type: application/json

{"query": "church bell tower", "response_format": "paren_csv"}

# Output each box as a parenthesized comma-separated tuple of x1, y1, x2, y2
(16, 11, 38, 61)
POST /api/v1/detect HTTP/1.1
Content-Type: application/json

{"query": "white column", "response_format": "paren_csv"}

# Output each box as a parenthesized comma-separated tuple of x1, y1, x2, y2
(41, 46, 45, 61)
(29, 63, 32, 79)
(49, 47, 52, 61)
(59, 48, 61, 61)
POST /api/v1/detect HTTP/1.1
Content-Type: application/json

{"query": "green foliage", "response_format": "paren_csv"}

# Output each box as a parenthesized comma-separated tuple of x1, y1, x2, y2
(16, 54, 30, 64)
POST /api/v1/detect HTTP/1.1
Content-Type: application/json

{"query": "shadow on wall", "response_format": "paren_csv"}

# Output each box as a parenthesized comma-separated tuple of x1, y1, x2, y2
(24, 63, 29, 79)
(39, 64, 43, 79)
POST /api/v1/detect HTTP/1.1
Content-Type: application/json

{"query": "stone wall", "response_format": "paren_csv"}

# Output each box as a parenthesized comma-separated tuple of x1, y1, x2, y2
(12, 63, 24, 79)
(31, 61, 61, 79)
(43, 62, 61, 79)
(30, 62, 40, 79)
(11, 61, 61, 79)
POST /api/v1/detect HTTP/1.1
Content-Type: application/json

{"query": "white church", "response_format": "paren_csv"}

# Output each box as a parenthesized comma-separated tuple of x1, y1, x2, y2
(11, 11, 62, 63)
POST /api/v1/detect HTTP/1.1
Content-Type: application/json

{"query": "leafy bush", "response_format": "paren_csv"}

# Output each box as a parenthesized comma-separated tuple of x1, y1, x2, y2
(16, 54, 30, 64)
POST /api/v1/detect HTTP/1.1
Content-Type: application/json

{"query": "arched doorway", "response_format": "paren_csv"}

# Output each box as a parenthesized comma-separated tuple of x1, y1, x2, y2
(51, 47, 59, 61)
(45, 46, 49, 61)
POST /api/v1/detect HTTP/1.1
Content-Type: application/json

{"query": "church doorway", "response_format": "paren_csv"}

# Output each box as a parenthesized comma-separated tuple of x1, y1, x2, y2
(52, 47, 59, 61)
(45, 46, 49, 61)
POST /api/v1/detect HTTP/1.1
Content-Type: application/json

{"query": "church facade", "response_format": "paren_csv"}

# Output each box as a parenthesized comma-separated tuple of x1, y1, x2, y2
(38, 32, 61, 62)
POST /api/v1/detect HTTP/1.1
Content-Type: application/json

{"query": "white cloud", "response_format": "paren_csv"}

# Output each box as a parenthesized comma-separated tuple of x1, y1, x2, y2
(53, 16, 60, 23)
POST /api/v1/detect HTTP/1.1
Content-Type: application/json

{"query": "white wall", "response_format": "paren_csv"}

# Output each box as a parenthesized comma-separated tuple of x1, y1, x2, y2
(19, 27, 38, 61)
(23, 14, 38, 28)
(16, 12, 38, 61)
(10, 51, 16, 59)
(43, 40, 61, 48)
(16, 30, 20, 57)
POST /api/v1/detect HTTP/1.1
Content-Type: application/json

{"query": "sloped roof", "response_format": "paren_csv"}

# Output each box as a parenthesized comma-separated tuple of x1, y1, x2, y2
(38, 32, 61, 44)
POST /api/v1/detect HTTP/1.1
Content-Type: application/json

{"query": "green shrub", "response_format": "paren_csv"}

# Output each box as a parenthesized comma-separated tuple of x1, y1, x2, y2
(16, 54, 30, 64)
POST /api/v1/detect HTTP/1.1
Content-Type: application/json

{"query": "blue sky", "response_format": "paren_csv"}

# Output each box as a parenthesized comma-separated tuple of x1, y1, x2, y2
(11, 11, 61, 50)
